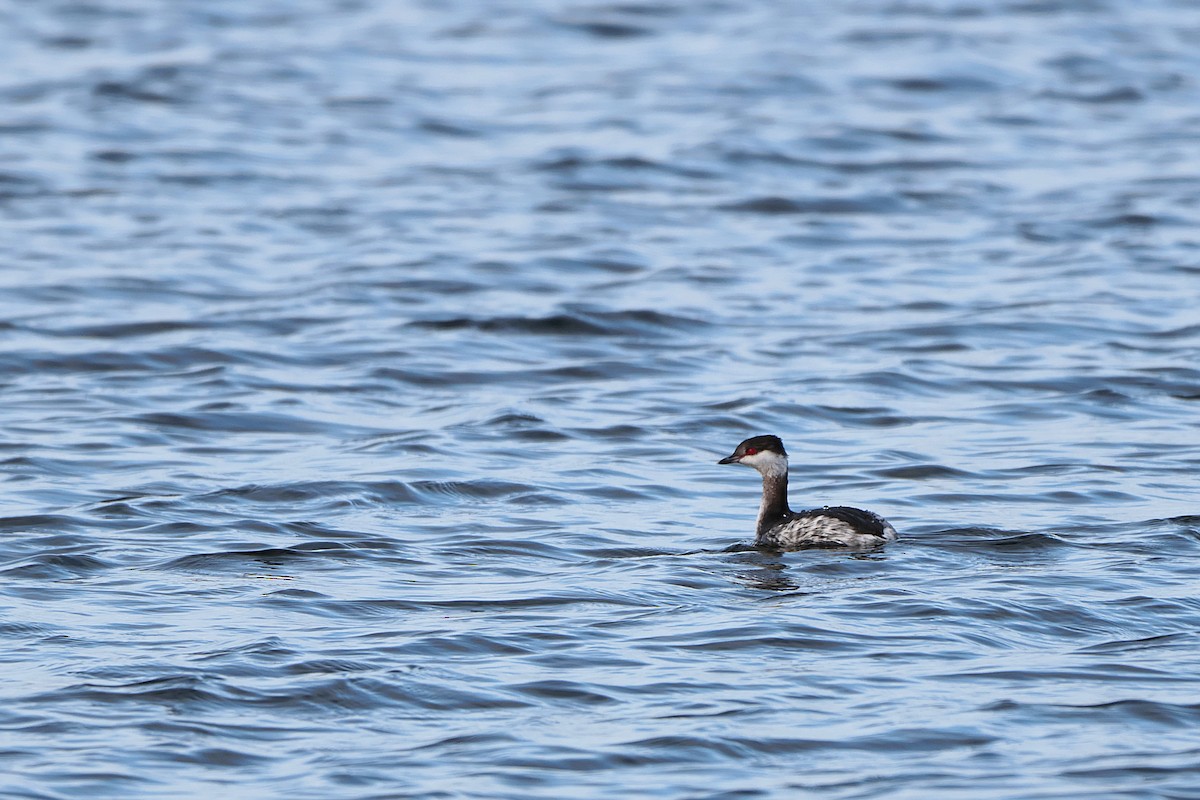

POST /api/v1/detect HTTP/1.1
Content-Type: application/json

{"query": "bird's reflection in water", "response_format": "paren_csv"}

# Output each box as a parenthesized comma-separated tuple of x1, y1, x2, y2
(724, 547, 890, 591)
(726, 549, 799, 591)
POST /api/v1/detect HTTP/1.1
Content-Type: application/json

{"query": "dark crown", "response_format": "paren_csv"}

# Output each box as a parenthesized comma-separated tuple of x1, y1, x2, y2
(736, 434, 787, 457)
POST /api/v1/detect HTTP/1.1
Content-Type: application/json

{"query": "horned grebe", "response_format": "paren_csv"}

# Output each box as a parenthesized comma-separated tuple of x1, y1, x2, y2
(718, 435, 897, 550)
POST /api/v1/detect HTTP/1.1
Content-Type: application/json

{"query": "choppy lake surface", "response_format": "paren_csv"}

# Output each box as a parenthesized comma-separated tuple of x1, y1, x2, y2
(3, 1, 1200, 797)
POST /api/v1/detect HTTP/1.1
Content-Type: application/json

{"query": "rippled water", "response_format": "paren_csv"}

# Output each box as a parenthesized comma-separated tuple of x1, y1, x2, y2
(3, 1, 1200, 797)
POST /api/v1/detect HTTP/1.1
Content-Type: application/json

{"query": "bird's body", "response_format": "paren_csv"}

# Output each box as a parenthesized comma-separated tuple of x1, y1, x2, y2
(718, 434, 897, 550)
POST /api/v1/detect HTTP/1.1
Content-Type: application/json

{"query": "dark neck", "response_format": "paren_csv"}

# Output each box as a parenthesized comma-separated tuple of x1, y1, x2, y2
(756, 466, 791, 537)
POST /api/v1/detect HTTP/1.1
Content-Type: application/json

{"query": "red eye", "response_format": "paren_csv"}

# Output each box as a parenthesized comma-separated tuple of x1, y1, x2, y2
(745, 447, 757, 455)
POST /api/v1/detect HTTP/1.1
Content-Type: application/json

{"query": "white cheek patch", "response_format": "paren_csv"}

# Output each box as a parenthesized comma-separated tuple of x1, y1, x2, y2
(739, 450, 786, 472)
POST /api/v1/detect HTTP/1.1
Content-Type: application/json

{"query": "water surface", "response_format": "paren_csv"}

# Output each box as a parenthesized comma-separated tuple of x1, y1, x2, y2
(2, 1, 1200, 798)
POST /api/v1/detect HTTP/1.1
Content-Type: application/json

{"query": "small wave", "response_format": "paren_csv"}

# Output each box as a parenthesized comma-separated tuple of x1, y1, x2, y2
(1, 553, 113, 580)
(410, 479, 559, 503)
(720, 195, 904, 214)
(0, 514, 84, 532)
(127, 411, 363, 435)
(1041, 86, 1144, 104)
(536, 154, 716, 181)
(936, 663, 1187, 684)
(1, 347, 245, 375)
(797, 403, 920, 428)
(1076, 632, 1197, 655)
(201, 481, 419, 505)
(167, 747, 273, 767)
(0, 170, 49, 198)
(508, 679, 617, 705)
(553, 20, 654, 39)
(638, 623, 868, 653)
(934, 529, 1072, 551)
(875, 75, 1003, 94)
(437, 538, 576, 561)
(45, 676, 223, 707)
(161, 546, 360, 573)
(408, 308, 706, 337)
(873, 465, 975, 480)
(418, 117, 484, 138)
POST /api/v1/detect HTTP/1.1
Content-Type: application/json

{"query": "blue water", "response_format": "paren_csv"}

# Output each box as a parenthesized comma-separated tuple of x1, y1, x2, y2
(3, 1, 1200, 798)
